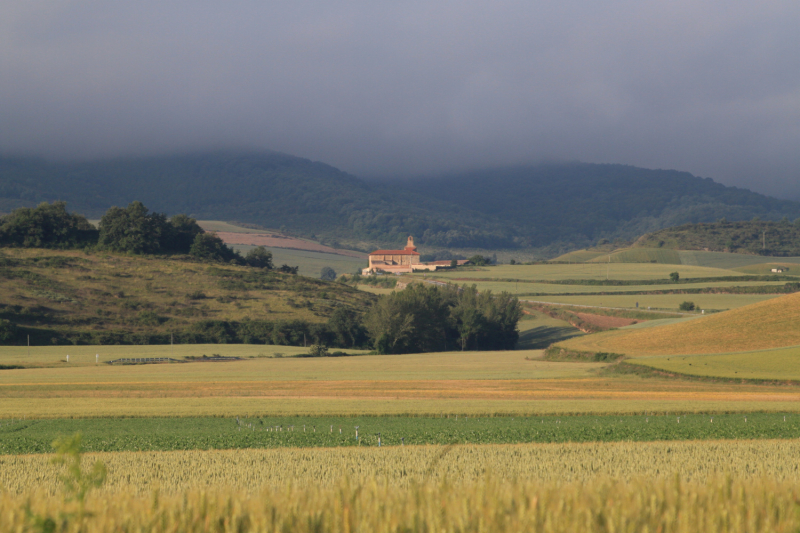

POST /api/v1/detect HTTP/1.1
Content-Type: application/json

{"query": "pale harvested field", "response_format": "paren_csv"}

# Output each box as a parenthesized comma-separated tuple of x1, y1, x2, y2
(2, 351, 800, 417)
(215, 231, 365, 258)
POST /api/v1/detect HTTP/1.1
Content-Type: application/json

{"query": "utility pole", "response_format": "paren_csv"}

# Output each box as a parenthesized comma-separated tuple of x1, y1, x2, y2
(27, 335, 30, 358)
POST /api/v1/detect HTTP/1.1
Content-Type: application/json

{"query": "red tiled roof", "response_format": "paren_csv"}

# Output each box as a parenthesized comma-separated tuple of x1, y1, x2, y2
(369, 250, 420, 255)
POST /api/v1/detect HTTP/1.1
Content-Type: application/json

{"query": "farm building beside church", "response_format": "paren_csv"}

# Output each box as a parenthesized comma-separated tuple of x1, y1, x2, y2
(363, 236, 442, 274)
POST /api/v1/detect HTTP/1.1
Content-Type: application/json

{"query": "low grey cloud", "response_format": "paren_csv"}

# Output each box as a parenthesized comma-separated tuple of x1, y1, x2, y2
(1, 1, 799, 197)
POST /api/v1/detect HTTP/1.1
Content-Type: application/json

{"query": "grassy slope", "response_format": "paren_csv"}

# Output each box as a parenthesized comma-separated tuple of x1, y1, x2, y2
(556, 291, 800, 356)
(636, 220, 800, 256)
(0, 248, 374, 342)
(587, 248, 682, 264)
(552, 246, 800, 270)
(628, 346, 800, 381)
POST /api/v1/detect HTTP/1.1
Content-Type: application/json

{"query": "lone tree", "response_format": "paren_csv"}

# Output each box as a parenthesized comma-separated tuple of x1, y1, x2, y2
(679, 301, 696, 311)
(245, 246, 273, 269)
(670, 271, 680, 282)
(320, 266, 337, 281)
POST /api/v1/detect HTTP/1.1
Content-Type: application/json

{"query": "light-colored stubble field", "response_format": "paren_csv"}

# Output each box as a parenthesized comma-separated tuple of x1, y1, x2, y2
(2, 348, 800, 418)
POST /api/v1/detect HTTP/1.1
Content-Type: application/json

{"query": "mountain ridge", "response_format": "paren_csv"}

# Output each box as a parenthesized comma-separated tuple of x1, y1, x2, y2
(1, 151, 799, 255)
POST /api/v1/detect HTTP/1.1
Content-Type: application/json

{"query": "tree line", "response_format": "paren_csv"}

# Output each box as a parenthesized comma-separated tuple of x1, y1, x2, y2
(0, 201, 278, 268)
(365, 283, 522, 353)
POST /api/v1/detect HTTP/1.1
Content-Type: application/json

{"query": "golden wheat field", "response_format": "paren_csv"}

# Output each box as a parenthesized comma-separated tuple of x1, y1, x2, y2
(6, 441, 800, 532)
(6, 477, 800, 533)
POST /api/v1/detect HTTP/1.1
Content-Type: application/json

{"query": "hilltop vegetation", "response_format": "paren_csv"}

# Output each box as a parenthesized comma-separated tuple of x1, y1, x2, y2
(635, 219, 800, 256)
(2, 153, 800, 253)
(0, 248, 374, 346)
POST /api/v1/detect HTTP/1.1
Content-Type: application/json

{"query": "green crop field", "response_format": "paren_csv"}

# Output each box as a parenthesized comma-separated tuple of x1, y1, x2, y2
(521, 293, 776, 311)
(0, 349, 601, 381)
(428, 279, 788, 296)
(587, 248, 682, 264)
(2, 413, 800, 455)
(733, 262, 800, 275)
(551, 249, 609, 262)
(629, 345, 800, 381)
(426, 263, 748, 282)
(0, 343, 367, 366)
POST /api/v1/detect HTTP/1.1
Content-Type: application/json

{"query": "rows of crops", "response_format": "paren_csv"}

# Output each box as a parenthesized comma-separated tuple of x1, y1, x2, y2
(5, 476, 799, 532)
(5, 439, 800, 494)
(3, 414, 800, 454)
(5, 440, 800, 532)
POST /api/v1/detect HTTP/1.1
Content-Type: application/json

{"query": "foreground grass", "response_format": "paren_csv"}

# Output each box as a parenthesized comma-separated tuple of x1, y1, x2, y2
(5, 441, 800, 531)
(2, 414, 800, 454)
(5, 476, 799, 532)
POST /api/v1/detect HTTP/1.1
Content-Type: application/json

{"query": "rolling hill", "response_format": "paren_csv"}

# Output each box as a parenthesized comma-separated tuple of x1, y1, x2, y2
(2, 152, 800, 253)
(0, 248, 375, 346)
(634, 220, 800, 256)
(553, 291, 800, 357)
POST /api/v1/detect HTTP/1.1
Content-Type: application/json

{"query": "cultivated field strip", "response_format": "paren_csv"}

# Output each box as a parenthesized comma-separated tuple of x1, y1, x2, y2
(4, 440, 800, 494)
(5, 476, 800, 532)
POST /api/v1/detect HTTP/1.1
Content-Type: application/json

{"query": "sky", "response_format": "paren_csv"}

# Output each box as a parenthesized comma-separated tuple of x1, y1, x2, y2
(1, 1, 799, 198)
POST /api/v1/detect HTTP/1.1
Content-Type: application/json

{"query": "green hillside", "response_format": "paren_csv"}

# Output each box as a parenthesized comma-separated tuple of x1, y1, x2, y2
(635, 220, 800, 256)
(393, 163, 800, 249)
(3, 153, 800, 253)
(0, 248, 375, 346)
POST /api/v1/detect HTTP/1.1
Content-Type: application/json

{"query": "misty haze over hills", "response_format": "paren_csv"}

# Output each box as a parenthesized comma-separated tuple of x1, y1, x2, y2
(1, 152, 798, 256)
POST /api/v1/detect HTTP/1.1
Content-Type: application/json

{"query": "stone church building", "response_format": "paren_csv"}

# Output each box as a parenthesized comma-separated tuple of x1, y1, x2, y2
(363, 236, 439, 274)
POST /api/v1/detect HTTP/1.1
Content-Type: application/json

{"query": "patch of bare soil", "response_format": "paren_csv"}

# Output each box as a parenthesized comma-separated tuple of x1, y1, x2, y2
(214, 232, 366, 258)
(574, 313, 638, 329)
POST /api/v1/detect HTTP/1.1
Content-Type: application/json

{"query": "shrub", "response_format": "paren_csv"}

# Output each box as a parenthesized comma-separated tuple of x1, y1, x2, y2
(308, 344, 329, 357)
(679, 301, 696, 311)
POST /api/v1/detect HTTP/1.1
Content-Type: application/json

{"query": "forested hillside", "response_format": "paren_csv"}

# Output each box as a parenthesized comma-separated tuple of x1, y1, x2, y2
(389, 164, 800, 250)
(2, 153, 799, 253)
(0, 153, 512, 251)
(635, 220, 800, 256)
